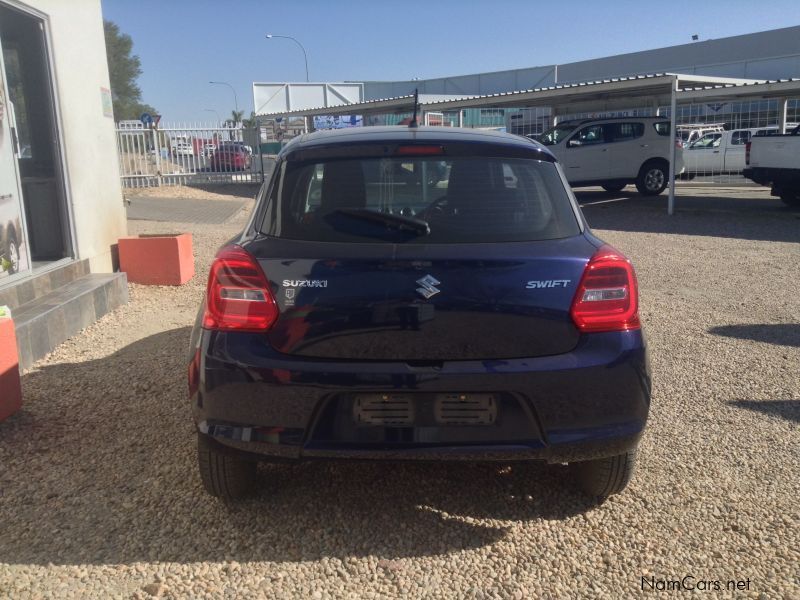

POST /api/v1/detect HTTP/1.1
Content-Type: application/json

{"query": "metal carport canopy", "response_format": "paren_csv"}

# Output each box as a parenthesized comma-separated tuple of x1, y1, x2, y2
(421, 73, 759, 113)
(678, 78, 800, 102)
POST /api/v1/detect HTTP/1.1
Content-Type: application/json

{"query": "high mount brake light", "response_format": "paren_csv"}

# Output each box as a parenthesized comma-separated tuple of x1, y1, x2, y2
(570, 244, 640, 333)
(395, 145, 444, 156)
(203, 245, 279, 332)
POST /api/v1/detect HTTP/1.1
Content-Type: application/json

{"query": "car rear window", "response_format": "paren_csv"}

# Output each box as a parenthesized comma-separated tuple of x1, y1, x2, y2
(260, 155, 580, 243)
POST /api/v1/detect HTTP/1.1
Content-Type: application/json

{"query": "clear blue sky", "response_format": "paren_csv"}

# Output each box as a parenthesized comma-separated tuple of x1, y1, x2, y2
(101, 0, 799, 123)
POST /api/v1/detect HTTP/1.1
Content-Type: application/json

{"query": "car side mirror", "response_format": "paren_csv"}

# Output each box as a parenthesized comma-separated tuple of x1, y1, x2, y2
(567, 139, 582, 148)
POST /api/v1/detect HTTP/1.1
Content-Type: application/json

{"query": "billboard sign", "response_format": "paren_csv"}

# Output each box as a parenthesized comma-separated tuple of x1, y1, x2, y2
(253, 82, 364, 116)
(313, 115, 362, 129)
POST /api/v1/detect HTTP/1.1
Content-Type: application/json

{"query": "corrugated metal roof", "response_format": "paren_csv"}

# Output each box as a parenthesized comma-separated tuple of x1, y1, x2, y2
(679, 77, 798, 91)
(257, 73, 798, 117)
(421, 73, 764, 108)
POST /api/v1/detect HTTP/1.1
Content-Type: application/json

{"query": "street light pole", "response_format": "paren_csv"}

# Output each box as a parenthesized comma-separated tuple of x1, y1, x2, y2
(208, 81, 239, 114)
(265, 34, 309, 82)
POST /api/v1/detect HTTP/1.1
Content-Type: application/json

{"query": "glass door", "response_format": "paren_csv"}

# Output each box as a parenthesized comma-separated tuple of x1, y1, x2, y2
(0, 38, 31, 284)
(1, 3, 73, 274)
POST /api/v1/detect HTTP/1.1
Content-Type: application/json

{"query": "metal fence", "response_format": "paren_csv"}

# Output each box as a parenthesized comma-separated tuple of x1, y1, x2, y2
(116, 122, 273, 188)
(673, 98, 799, 185)
(142, 98, 797, 190)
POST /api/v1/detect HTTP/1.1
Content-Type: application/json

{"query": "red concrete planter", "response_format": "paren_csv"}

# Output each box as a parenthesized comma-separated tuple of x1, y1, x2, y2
(118, 233, 195, 285)
(0, 309, 22, 422)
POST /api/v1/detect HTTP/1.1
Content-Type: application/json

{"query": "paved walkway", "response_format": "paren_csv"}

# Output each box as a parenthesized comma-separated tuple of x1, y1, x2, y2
(126, 196, 248, 224)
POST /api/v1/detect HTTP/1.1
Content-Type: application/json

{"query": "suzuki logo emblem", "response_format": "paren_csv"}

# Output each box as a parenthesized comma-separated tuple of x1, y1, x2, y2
(416, 275, 441, 299)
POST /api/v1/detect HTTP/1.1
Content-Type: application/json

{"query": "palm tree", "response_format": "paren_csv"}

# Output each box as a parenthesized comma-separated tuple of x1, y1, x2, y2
(223, 110, 246, 140)
(230, 110, 244, 126)
(241, 111, 258, 128)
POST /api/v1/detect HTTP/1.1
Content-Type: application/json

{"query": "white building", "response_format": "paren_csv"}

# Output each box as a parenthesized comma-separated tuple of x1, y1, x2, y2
(362, 25, 800, 99)
(0, 0, 128, 369)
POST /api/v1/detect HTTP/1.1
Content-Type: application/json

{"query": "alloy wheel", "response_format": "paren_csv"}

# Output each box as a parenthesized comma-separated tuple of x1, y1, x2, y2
(645, 168, 665, 191)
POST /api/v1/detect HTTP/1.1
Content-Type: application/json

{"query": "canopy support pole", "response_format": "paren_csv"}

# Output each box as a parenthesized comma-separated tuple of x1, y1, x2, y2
(668, 76, 678, 216)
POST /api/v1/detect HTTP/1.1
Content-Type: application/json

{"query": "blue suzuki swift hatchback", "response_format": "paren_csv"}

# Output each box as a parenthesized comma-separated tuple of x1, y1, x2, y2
(189, 126, 651, 501)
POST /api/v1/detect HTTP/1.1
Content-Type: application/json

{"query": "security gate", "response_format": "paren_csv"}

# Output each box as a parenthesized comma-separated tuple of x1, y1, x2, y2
(116, 122, 269, 188)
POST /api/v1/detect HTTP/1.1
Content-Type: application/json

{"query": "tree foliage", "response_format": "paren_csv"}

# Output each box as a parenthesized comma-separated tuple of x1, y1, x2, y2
(103, 20, 157, 121)
(241, 111, 258, 128)
(229, 110, 245, 126)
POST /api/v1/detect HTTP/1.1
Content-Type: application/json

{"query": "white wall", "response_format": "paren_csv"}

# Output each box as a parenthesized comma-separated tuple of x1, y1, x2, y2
(16, 0, 126, 273)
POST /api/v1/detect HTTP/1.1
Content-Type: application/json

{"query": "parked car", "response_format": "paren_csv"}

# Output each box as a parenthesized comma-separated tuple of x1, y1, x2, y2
(171, 140, 194, 157)
(538, 117, 684, 195)
(742, 124, 800, 206)
(0, 193, 22, 275)
(682, 126, 790, 176)
(189, 126, 651, 501)
(676, 124, 725, 148)
(223, 141, 253, 156)
(209, 142, 252, 171)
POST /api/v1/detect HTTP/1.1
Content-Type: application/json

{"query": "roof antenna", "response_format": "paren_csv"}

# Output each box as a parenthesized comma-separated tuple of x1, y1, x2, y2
(409, 88, 419, 128)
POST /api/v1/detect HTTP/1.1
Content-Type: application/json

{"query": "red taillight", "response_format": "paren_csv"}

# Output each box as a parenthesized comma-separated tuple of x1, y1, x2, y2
(570, 245, 640, 333)
(745, 141, 751, 165)
(203, 245, 279, 332)
(395, 145, 444, 156)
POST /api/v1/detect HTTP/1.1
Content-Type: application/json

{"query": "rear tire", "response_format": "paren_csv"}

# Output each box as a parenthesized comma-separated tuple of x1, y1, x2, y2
(779, 190, 800, 207)
(571, 448, 638, 501)
(602, 183, 626, 193)
(197, 433, 257, 500)
(635, 161, 668, 196)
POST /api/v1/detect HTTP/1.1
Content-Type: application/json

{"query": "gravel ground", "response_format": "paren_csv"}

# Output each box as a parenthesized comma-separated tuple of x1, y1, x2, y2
(0, 188, 798, 599)
(124, 183, 262, 202)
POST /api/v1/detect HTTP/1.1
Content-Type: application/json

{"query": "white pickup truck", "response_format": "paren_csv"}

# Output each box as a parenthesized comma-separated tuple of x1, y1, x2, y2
(742, 125, 800, 207)
(682, 126, 784, 176)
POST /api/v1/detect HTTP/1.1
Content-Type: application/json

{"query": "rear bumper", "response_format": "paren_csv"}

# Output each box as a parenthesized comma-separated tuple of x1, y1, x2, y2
(742, 167, 800, 190)
(742, 167, 767, 185)
(192, 329, 651, 464)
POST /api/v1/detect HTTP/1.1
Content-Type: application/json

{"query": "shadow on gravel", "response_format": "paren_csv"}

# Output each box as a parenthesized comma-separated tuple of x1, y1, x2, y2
(708, 323, 800, 348)
(729, 400, 800, 424)
(577, 191, 800, 243)
(0, 327, 595, 567)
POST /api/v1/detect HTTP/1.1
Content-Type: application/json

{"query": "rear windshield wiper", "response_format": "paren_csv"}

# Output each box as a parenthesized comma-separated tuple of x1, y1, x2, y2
(332, 208, 430, 236)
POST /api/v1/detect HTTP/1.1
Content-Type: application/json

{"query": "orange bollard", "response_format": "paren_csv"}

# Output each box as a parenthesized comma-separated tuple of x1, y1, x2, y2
(0, 307, 22, 422)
